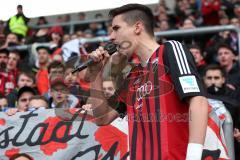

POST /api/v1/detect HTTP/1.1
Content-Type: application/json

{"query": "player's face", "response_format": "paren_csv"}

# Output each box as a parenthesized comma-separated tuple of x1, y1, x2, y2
(204, 70, 225, 88)
(109, 15, 137, 58)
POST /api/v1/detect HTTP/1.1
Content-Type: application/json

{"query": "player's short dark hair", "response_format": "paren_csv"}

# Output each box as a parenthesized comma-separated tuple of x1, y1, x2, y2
(203, 65, 226, 77)
(109, 3, 155, 37)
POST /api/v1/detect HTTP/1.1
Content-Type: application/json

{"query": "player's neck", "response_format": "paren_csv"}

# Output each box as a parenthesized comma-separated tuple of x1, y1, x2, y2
(136, 38, 159, 64)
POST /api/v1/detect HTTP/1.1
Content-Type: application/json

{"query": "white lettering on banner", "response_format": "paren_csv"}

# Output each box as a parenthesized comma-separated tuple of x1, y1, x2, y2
(179, 76, 200, 93)
(0, 109, 129, 159)
(136, 81, 153, 101)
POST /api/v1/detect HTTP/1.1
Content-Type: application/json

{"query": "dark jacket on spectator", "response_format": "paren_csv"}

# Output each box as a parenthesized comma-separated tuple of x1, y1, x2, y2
(6, 88, 18, 108)
(226, 63, 240, 89)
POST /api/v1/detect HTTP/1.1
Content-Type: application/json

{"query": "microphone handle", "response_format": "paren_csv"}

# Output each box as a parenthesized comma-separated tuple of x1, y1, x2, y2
(72, 42, 117, 74)
(72, 58, 93, 74)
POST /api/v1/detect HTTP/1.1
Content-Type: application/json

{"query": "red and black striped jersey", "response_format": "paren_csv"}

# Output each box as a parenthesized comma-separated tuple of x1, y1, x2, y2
(114, 40, 205, 160)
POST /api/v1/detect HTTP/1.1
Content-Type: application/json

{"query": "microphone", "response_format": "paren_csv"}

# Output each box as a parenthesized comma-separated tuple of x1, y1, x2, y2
(72, 42, 117, 74)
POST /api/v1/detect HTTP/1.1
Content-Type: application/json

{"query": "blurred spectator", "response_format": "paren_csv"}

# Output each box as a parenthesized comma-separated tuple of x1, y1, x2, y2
(220, 0, 235, 18)
(64, 66, 89, 105)
(206, 25, 238, 63)
(156, 12, 169, 23)
(35, 46, 51, 95)
(28, 95, 48, 111)
(70, 34, 78, 40)
(203, 64, 240, 125)
(17, 86, 36, 111)
(5, 5, 29, 39)
(188, 44, 207, 76)
(217, 43, 240, 89)
(38, 60, 65, 96)
(203, 65, 240, 103)
(75, 12, 88, 31)
(219, 15, 230, 25)
(155, 0, 169, 14)
(4, 50, 20, 95)
(78, 12, 86, 21)
(5, 86, 36, 115)
(63, 34, 71, 43)
(203, 64, 240, 159)
(95, 13, 103, 19)
(0, 49, 9, 95)
(102, 78, 127, 117)
(49, 75, 79, 108)
(202, 0, 221, 25)
(52, 54, 63, 63)
(1, 33, 20, 49)
(102, 78, 116, 99)
(230, 17, 240, 27)
(227, 17, 239, 52)
(176, 18, 203, 45)
(0, 20, 5, 45)
(37, 16, 48, 26)
(61, 14, 71, 33)
(49, 26, 63, 47)
(0, 48, 9, 71)
(85, 21, 107, 37)
(27, 17, 49, 44)
(83, 77, 126, 120)
(48, 26, 63, 58)
(180, 18, 196, 29)
(155, 20, 170, 42)
(7, 71, 35, 108)
(48, 60, 65, 78)
(159, 20, 170, 31)
(0, 94, 8, 111)
(175, 0, 195, 25)
(35, 46, 51, 68)
(64, 67, 78, 86)
(76, 30, 84, 38)
(233, 2, 240, 19)
(234, 128, 240, 148)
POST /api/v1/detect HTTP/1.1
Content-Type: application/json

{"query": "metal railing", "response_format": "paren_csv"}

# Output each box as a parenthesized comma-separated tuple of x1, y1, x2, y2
(9, 25, 240, 63)
(29, 18, 109, 34)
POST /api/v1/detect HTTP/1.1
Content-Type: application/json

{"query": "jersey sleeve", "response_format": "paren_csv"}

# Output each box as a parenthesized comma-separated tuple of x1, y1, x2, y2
(163, 40, 206, 101)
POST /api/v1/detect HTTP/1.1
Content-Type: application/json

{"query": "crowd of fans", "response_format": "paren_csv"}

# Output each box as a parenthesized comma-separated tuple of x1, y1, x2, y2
(0, 0, 240, 159)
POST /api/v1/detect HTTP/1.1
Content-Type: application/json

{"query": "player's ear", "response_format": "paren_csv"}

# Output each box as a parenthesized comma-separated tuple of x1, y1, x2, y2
(134, 21, 143, 35)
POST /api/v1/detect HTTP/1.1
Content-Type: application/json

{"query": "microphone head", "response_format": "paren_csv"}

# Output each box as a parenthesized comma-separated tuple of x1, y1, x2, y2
(104, 42, 117, 55)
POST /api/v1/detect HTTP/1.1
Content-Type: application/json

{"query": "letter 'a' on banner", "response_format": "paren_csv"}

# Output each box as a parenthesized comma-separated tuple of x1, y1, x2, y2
(0, 108, 129, 160)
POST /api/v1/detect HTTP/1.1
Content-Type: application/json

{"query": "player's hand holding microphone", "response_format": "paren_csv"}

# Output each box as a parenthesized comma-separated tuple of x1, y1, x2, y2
(72, 42, 117, 82)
